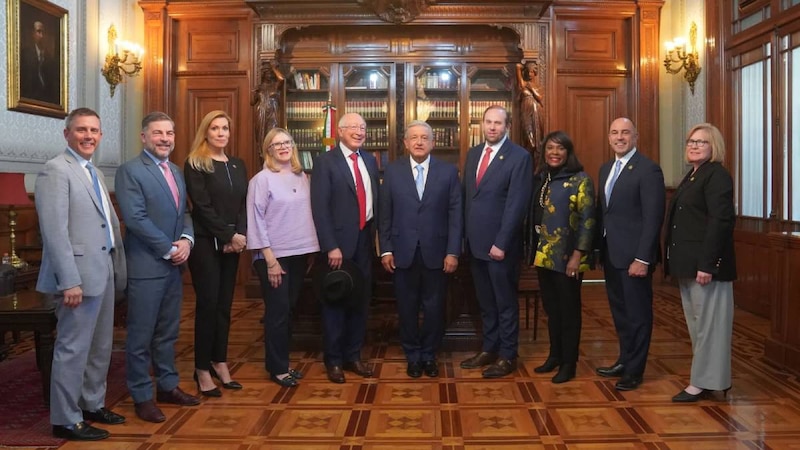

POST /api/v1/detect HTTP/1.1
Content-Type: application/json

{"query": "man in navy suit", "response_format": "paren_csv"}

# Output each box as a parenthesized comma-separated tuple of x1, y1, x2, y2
(595, 117, 665, 391)
(460, 105, 533, 378)
(115, 112, 200, 423)
(378, 120, 463, 378)
(311, 112, 380, 384)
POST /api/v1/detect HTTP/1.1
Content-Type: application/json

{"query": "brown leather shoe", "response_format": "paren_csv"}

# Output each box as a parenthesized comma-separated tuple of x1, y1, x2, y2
(343, 361, 373, 377)
(134, 400, 166, 423)
(460, 351, 498, 369)
(482, 358, 517, 378)
(326, 365, 345, 384)
(156, 386, 201, 406)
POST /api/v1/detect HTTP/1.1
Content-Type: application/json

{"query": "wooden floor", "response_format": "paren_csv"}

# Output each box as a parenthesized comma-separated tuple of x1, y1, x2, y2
(23, 281, 800, 448)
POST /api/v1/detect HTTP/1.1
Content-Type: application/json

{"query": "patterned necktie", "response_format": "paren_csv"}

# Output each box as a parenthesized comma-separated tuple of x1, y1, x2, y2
(349, 152, 367, 230)
(606, 159, 623, 203)
(86, 162, 113, 251)
(415, 164, 424, 200)
(159, 161, 180, 208)
(476, 147, 493, 186)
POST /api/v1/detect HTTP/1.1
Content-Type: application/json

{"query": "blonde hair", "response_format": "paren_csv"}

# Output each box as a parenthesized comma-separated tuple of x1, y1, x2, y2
(262, 127, 303, 174)
(186, 110, 232, 173)
(686, 123, 726, 163)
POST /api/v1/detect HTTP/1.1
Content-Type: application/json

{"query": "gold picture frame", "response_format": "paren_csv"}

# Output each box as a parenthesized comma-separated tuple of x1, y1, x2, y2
(6, 0, 68, 118)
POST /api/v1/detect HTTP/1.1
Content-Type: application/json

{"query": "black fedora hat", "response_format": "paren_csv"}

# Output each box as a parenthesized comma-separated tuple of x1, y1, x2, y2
(312, 259, 364, 308)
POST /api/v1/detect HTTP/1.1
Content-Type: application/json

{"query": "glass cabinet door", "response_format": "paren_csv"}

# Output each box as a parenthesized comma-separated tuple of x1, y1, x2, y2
(409, 64, 462, 167)
(341, 64, 395, 170)
(285, 67, 331, 170)
(466, 66, 513, 148)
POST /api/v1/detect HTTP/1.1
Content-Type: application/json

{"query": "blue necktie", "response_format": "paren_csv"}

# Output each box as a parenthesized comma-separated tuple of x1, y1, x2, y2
(415, 164, 424, 200)
(87, 162, 113, 251)
(605, 159, 623, 203)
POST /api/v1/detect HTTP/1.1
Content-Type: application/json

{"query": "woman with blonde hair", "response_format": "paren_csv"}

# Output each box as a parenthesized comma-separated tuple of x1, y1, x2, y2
(665, 123, 736, 402)
(247, 127, 319, 387)
(185, 110, 248, 396)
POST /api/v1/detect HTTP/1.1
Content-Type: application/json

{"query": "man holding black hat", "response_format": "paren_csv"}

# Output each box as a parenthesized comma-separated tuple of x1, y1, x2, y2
(378, 120, 462, 378)
(310, 112, 379, 383)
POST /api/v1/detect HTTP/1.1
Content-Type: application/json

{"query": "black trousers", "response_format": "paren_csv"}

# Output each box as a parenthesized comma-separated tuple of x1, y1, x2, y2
(188, 236, 240, 370)
(536, 267, 582, 363)
(254, 255, 308, 375)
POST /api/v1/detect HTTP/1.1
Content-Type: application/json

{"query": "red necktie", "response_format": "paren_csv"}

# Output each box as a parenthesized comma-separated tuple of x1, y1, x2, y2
(475, 147, 493, 186)
(159, 161, 180, 208)
(349, 152, 367, 230)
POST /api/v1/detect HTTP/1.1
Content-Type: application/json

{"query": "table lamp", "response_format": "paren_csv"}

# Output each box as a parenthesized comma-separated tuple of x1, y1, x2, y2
(0, 173, 33, 269)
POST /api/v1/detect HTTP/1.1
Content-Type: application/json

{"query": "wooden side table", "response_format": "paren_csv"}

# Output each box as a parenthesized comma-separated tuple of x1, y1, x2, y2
(0, 290, 57, 404)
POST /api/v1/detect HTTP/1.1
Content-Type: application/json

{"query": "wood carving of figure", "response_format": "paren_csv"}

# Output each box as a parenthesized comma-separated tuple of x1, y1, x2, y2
(252, 63, 284, 148)
(516, 62, 545, 159)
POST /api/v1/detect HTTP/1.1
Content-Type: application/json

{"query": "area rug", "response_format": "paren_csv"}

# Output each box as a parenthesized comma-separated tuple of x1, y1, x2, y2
(0, 351, 127, 448)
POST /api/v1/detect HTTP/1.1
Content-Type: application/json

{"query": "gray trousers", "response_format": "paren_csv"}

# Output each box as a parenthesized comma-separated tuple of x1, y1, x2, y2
(678, 278, 734, 391)
(50, 257, 115, 426)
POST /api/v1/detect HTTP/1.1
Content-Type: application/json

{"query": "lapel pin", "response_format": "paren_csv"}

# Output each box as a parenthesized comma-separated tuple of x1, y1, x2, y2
(627, 165, 633, 170)
(690, 176, 695, 181)
(499, 155, 504, 160)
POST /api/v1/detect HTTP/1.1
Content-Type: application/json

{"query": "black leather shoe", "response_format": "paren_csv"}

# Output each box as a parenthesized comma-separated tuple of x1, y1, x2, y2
(534, 357, 561, 374)
(596, 363, 625, 378)
(194, 371, 222, 397)
(82, 407, 126, 425)
(134, 400, 166, 423)
(326, 365, 346, 384)
(482, 358, 517, 378)
(270, 373, 299, 387)
(288, 368, 304, 380)
(209, 366, 243, 389)
(423, 360, 439, 377)
(343, 361, 374, 377)
(52, 422, 109, 441)
(615, 375, 643, 391)
(672, 388, 705, 402)
(460, 351, 498, 369)
(551, 362, 576, 384)
(406, 361, 423, 378)
(157, 386, 201, 406)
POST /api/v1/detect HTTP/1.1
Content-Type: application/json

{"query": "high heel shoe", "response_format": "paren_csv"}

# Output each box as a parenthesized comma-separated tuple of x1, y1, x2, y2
(672, 388, 706, 403)
(209, 366, 243, 390)
(270, 373, 298, 388)
(193, 371, 222, 397)
(288, 368, 304, 380)
(534, 357, 561, 374)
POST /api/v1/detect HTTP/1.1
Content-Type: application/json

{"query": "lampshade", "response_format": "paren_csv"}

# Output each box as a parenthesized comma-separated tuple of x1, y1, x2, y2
(0, 173, 32, 206)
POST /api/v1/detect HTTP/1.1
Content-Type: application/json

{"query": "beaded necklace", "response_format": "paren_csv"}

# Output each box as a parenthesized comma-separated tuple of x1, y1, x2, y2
(538, 171, 551, 207)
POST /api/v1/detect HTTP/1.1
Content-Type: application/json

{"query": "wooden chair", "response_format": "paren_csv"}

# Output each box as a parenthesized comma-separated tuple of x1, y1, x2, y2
(518, 265, 540, 340)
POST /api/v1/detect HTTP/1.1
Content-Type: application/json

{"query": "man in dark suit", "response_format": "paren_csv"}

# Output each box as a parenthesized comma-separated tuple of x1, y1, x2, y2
(311, 112, 380, 384)
(35, 108, 127, 441)
(20, 20, 59, 103)
(378, 120, 463, 378)
(115, 112, 200, 423)
(460, 105, 533, 378)
(595, 117, 665, 391)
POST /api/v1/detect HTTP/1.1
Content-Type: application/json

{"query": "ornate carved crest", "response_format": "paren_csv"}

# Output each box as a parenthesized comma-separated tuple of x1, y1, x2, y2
(356, 0, 436, 24)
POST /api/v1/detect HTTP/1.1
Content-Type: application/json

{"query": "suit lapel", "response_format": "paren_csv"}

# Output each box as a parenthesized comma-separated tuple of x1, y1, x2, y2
(333, 147, 357, 195)
(142, 152, 179, 212)
(475, 140, 509, 192)
(606, 152, 640, 209)
(64, 150, 105, 216)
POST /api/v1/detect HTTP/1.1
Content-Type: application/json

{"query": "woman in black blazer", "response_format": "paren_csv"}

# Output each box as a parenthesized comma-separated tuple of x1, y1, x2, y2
(665, 123, 736, 402)
(185, 110, 248, 396)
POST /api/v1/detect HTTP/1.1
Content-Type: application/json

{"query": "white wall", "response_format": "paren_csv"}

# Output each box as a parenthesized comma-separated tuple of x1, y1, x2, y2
(0, 0, 143, 191)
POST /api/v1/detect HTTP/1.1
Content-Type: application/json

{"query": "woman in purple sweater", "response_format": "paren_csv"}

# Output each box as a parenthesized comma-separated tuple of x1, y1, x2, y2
(247, 127, 319, 387)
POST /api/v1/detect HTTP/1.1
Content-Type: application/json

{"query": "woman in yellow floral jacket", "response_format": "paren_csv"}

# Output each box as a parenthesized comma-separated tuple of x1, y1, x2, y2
(527, 130, 595, 383)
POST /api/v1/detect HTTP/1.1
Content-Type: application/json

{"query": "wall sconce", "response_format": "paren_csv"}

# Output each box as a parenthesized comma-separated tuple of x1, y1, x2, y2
(100, 25, 143, 97)
(664, 21, 702, 94)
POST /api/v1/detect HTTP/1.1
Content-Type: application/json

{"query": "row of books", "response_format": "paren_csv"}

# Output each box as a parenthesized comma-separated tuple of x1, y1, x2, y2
(286, 101, 329, 119)
(418, 100, 459, 119)
(298, 151, 315, 170)
(469, 100, 512, 119)
(290, 128, 325, 149)
(292, 72, 324, 90)
(431, 126, 459, 147)
(344, 101, 388, 119)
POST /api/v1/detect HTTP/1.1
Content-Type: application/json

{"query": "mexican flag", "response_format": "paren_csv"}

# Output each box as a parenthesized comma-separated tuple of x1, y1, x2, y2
(322, 103, 337, 151)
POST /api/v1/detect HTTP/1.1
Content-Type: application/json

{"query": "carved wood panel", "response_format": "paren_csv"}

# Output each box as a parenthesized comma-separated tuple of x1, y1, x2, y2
(555, 19, 631, 74)
(174, 20, 248, 72)
(733, 229, 772, 317)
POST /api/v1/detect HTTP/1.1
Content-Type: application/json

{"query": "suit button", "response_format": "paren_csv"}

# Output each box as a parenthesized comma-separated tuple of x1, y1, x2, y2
(101, 224, 107, 228)
(673, 225, 677, 229)
(102, 246, 107, 251)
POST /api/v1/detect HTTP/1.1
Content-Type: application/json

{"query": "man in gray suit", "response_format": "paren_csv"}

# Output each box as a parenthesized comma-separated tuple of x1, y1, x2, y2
(115, 111, 199, 423)
(36, 107, 127, 441)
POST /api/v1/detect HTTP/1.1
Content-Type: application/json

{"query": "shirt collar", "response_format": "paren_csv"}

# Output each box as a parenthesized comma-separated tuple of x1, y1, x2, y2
(66, 147, 91, 167)
(409, 155, 430, 171)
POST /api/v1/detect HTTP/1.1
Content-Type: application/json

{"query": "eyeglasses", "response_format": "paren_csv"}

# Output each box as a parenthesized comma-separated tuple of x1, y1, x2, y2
(341, 125, 367, 132)
(686, 139, 709, 147)
(269, 140, 293, 149)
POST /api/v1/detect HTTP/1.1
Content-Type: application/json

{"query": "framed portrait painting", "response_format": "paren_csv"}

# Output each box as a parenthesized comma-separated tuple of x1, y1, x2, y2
(6, 0, 68, 118)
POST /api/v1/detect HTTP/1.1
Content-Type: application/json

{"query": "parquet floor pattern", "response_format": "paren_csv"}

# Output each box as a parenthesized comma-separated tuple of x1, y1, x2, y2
(52, 282, 800, 449)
